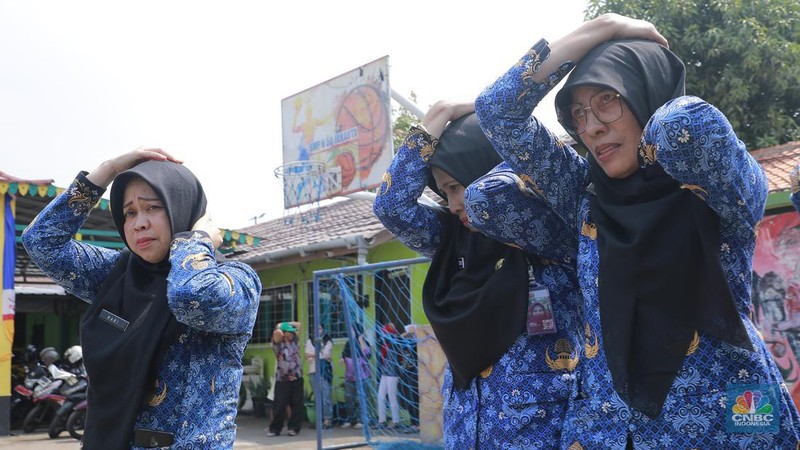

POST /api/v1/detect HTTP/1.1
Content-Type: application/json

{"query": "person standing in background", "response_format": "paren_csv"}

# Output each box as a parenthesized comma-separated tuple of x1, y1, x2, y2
(398, 324, 419, 430)
(268, 321, 304, 437)
(305, 325, 333, 429)
(376, 323, 402, 430)
(340, 329, 370, 429)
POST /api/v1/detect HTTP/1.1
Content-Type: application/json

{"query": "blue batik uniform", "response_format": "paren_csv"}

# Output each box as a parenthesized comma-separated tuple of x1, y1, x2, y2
(22, 173, 262, 449)
(374, 127, 583, 449)
(472, 38, 800, 449)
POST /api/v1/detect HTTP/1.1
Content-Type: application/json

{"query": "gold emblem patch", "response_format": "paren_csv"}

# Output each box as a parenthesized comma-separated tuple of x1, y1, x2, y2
(545, 338, 579, 371)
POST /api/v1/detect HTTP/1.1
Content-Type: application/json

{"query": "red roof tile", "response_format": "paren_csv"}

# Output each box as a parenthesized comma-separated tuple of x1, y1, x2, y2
(751, 141, 800, 193)
(226, 196, 392, 263)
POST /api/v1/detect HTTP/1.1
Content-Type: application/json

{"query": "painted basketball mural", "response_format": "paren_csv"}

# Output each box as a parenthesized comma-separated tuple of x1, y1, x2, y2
(280, 56, 392, 208)
(333, 151, 356, 190)
(334, 83, 389, 188)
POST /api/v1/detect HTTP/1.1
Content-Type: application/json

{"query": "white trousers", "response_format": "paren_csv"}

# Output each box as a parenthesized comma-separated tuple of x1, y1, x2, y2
(377, 375, 400, 424)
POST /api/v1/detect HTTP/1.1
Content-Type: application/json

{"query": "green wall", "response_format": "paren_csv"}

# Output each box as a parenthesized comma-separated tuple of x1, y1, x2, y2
(16, 311, 81, 356)
(243, 240, 430, 401)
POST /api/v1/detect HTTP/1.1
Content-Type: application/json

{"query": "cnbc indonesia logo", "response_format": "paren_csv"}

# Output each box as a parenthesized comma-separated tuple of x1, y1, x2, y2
(730, 390, 774, 428)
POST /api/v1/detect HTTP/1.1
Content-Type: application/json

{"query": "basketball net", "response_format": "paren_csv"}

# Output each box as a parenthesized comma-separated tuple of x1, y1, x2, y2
(274, 161, 327, 225)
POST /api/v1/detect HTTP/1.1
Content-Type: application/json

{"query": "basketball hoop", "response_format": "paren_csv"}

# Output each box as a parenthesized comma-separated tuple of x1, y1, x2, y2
(274, 161, 326, 224)
(274, 160, 325, 181)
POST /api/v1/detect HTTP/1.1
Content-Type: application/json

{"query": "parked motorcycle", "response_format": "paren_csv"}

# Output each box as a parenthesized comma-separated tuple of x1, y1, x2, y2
(10, 380, 33, 430)
(46, 345, 88, 439)
(20, 347, 76, 434)
(20, 371, 63, 433)
(66, 397, 87, 440)
(48, 377, 87, 437)
(10, 345, 41, 430)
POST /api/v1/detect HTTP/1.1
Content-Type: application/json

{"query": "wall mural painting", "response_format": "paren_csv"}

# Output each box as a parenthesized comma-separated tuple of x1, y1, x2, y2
(752, 209, 800, 409)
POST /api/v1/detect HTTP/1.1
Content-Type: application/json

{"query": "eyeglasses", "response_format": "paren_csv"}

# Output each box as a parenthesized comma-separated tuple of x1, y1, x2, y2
(558, 90, 624, 135)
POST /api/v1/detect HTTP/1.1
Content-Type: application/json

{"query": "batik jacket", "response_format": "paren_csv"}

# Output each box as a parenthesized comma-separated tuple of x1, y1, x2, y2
(471, 38, 800, 449)
(22, 172, 262, 449)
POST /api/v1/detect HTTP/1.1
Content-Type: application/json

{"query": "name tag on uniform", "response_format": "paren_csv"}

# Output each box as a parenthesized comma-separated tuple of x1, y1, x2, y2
(99, 309, 129, 331)
(527, 285, 557, 336)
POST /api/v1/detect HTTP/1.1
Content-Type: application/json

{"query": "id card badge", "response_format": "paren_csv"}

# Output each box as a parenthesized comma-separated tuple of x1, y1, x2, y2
(527, 284, 557, 336)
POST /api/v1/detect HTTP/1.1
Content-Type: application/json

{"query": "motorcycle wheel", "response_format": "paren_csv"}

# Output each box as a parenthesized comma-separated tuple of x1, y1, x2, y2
(48, 414, 65, 439)
(66, 409, 85, 441)
(10, 397, 33, 430)
(22, 403, 45, 433)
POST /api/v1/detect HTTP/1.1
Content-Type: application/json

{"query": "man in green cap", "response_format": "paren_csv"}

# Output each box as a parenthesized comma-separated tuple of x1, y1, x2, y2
(267, 321, 303, 437)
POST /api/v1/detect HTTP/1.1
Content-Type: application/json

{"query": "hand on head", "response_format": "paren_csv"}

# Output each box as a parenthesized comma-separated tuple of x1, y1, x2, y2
(602, 13, 669, 48)
(422, 101, 476, 139)
(111, 148, 183, 176)
(533, 14, 668, 87)
(88, 148, 183, 188)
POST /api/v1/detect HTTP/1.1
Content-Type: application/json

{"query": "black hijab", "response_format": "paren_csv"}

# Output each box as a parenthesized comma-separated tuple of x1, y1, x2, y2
(555, 40, 752, 418)
(421, 113, 530, 389)
(81, 161, 206, 449)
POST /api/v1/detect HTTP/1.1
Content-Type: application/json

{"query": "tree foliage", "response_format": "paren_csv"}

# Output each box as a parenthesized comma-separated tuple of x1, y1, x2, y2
(392, 91, 421, 151)
(586, 0, 800, 150)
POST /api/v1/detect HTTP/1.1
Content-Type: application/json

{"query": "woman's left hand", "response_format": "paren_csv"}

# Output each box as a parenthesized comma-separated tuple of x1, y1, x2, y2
(192, 212, 223, 249)
(422, 100, 476, 140)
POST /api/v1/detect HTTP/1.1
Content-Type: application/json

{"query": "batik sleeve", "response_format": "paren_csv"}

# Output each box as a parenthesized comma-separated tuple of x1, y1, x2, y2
(644, 96, 768, 229)
(21, 172, 121, 302)
(475, 38, 590, 230)
(373, 126, 443, 258)
(167, 231, 262, 335)
(465, 162, 578, 264)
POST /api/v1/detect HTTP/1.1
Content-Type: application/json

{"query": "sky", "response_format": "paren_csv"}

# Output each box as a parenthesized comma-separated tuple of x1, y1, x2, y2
(0, 0, 586, 230)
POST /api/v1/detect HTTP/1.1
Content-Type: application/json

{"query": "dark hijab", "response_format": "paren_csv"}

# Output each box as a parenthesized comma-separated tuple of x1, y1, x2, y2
(555, 40, 752, 418)
(81, 161, 206, 449)
(422, 113, 529, 389)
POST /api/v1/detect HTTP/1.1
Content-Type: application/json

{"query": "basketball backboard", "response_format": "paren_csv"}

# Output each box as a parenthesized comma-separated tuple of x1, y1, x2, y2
(280, 56, 392, 209)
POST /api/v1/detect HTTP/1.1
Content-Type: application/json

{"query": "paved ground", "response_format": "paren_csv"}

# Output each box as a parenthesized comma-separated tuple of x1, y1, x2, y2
(0, 414, 385, 449)
(0, 414, 428, 449)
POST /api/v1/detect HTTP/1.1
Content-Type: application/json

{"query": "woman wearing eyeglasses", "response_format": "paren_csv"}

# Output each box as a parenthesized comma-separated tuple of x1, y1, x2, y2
(467, 13, 800, 449)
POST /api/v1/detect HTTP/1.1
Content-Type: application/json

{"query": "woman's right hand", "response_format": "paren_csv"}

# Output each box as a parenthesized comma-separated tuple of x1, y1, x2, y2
(422, 100, 476, 140)
(86, 148, 182, 188)
(535, 13, 667, 84)
(602, 13, 668, 47)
